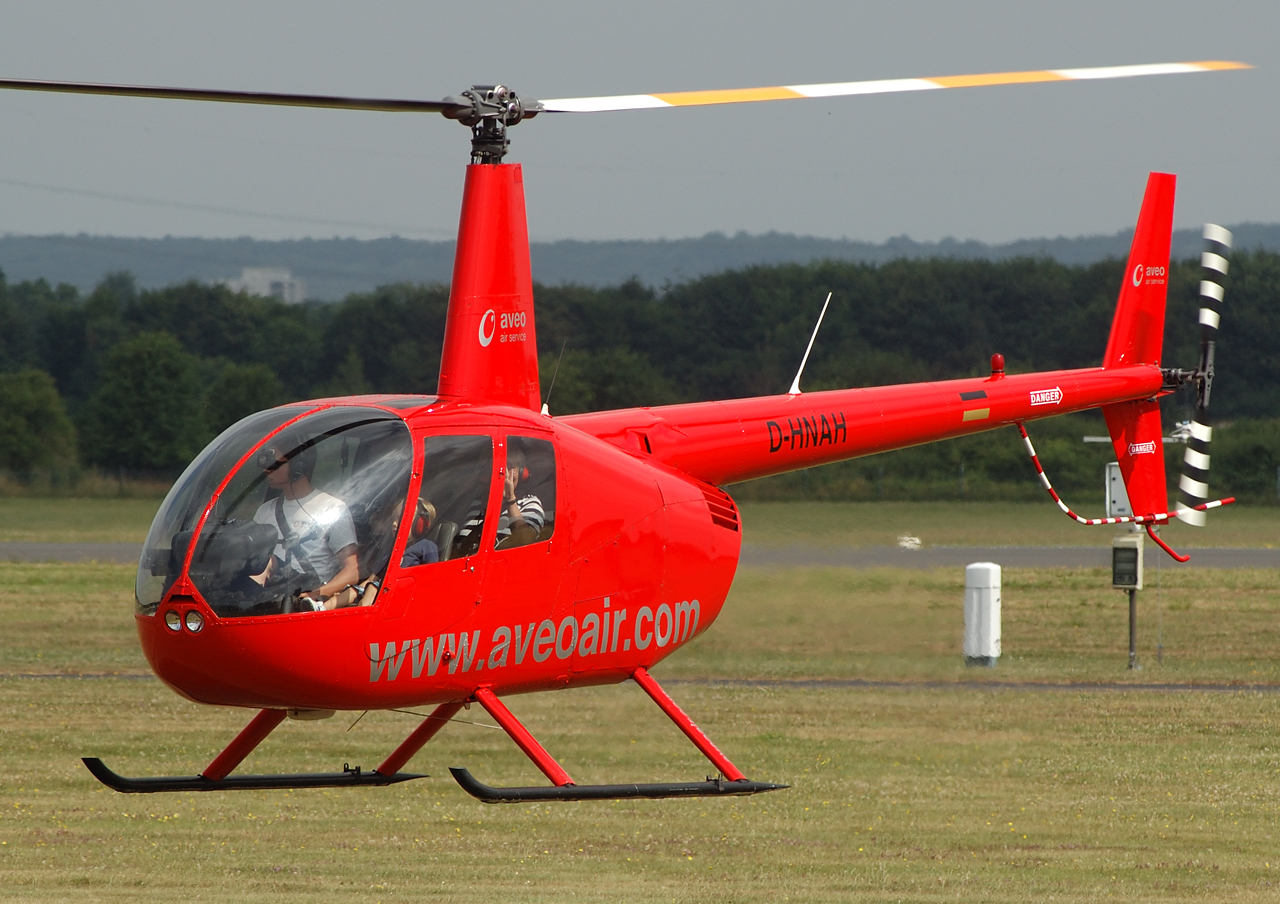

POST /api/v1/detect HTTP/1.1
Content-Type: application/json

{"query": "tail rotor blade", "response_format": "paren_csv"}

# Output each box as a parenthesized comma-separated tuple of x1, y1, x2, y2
(1176, 224, 1233, 526)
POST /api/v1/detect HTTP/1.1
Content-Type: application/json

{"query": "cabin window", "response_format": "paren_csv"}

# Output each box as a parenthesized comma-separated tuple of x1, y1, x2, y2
(494, 436, 556, 551)
(135, 406, 313, 614)
(182, 407, 413, 618)
(401, 435, 495, 568)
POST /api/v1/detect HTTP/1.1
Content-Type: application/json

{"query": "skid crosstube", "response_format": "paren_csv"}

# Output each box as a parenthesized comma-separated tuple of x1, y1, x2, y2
(82, 757, 425, 793)
(451, 767, 786, 803)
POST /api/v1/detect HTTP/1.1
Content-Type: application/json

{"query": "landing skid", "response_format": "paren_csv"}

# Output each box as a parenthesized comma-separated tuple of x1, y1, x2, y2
(83, 672, 782, 801)
(82, 757, 424, 793)
(83, 703, 457, 795)
(454, 668, 786, 803)
(450, 767, 786, 803)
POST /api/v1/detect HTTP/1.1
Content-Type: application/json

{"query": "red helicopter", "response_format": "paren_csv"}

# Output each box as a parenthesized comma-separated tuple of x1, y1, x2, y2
(0, 60, 1246, 801)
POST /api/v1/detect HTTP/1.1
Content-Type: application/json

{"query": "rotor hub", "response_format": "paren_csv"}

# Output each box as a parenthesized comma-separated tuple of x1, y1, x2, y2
(442, 85, 538, 164)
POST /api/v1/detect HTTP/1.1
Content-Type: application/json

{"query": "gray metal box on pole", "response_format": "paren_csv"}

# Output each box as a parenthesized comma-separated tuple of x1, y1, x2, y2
(964, 562, 1001, 667)
(1112, 533, 1143, 590)
(1106, 461, 1132, 518)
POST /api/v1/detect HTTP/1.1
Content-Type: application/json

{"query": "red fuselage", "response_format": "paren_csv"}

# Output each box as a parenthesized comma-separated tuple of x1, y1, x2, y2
(139, 357, 1160, 711)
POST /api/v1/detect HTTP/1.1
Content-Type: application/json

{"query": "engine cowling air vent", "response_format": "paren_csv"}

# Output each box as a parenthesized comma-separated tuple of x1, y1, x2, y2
(702, 486, 740, 532)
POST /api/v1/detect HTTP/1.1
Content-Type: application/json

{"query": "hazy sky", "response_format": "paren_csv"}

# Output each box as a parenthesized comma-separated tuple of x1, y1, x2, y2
(0, 1, 1275, 244)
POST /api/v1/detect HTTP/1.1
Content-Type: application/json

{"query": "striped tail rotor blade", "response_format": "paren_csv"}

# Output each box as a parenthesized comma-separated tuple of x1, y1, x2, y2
(539, 61, 1250, 113)
(1176, 224, 1233, 526)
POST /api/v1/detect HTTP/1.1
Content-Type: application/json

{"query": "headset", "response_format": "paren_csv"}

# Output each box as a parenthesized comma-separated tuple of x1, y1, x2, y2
(413, 499, 436, 537)
(507, 447, 530, 482)
(256, 438, 317, 482)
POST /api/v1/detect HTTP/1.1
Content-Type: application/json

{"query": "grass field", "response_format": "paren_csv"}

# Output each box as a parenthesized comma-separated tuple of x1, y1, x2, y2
(0, 496, 1275, 548)
(0, 499, 162, 544)
(4, 551, 1280, 902)
(736, 500, 1280, 549)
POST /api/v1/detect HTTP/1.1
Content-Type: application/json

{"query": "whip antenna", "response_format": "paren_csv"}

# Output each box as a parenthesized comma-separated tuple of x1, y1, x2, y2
(541, 340, 568, 416)
(788, 292, 832, 395)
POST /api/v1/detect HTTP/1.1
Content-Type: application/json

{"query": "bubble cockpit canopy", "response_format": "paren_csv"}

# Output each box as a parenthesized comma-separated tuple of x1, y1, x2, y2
(137, 406, 413, 618)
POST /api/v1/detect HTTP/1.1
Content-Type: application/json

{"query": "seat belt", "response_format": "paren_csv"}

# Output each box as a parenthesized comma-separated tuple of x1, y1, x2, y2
(273, 496, 321, 587)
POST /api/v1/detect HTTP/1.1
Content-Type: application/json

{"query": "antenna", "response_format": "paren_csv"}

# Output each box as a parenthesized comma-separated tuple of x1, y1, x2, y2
(541, 340, 568, 416)
(788, 292, 832, 396)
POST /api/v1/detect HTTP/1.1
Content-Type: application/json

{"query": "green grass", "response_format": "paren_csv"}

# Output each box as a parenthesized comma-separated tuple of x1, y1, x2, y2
(666, 565, 1280, 684)
(0, 498, 161, 543)
(6, 679, 1280, 902)
(737, 499, 1280, 548)
(0, 497, 1273, 548)
(3, 544, 1280, 899)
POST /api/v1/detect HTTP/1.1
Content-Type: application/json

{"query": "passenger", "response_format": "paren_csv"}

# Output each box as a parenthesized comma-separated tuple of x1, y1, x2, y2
(454, 445, 546, 550)
(250, 437, 358, 610)
(400, 499, 440, 567)
(495, 447, 545, 548)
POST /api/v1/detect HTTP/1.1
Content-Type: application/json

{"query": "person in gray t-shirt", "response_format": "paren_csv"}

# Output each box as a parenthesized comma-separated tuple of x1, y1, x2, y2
(250, 440, 358, 610)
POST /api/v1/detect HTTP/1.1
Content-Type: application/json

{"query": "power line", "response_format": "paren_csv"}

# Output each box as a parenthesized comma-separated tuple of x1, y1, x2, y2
(0, 176, 453, 237)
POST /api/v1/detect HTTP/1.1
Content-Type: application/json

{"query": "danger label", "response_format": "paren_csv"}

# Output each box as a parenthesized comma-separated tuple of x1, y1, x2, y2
(1029, 387, 1063, 406)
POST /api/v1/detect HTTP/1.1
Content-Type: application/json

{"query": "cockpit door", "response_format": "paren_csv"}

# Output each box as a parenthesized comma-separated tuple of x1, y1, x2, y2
(381, 432, 498, 633)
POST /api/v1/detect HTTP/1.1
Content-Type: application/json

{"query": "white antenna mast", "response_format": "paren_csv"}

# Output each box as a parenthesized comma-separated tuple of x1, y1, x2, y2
(788, 291, 833, 395)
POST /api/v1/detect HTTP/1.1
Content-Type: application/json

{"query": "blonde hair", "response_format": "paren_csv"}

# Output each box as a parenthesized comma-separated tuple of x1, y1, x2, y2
(414, 499, 436, 537)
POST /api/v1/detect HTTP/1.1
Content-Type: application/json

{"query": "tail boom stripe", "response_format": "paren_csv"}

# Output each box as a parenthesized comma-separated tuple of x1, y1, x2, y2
(1016, 422, 1233, 526)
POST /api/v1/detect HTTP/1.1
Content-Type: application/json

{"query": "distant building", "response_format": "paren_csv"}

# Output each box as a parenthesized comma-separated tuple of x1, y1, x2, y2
(218, 267, 307, 304)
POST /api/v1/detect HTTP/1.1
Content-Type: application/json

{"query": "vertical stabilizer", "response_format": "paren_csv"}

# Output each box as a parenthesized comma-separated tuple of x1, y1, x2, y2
(1103, 172, 1176, 369)
(1102, 399, 1169, 517)
(1100, 172, 1176, 518)
(437, 164, 541, 410)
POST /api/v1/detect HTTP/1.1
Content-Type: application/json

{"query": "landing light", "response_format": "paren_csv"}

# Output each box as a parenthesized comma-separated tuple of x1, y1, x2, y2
(184, 611, 205, 633)
(164, 610, 181, 631)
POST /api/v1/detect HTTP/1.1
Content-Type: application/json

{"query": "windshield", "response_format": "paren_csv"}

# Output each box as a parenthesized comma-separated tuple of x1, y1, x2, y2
(188, 407, 413, 618)
(135, 406, 314, 614)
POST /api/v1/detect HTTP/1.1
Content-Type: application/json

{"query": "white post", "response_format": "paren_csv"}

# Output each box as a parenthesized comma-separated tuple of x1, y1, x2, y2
(964, 562, 1001, 667)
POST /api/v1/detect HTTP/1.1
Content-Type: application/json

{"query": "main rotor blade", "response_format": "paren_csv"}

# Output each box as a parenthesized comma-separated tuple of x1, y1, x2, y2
(0, 77, 465, 115)
(539, 60, 1250, 113)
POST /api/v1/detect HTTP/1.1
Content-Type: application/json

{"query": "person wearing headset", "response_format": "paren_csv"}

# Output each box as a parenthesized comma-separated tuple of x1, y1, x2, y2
(455, 444, 547, 550)
(400, 499, 440, 568)
(249, 437, 359, 611)
(495, 446, 545, 549)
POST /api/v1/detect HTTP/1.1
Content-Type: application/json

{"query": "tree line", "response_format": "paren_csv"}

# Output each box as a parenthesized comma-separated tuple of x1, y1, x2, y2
(1, 250, 1277, 500)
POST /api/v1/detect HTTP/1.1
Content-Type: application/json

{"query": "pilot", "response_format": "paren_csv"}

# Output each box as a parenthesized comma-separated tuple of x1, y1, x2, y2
(400, 499, 440, 567)
(250, 436, 359, 610)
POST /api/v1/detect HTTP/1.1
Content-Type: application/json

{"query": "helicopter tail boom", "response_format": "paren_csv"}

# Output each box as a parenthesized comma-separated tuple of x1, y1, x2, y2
(562, 362, 1163, 487)
(562, 173, 1178, 490)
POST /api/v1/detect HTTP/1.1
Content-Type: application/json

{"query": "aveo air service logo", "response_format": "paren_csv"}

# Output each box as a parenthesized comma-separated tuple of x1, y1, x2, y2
(478, 309, 496, 347)
(1131, 264, 1167, 288)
